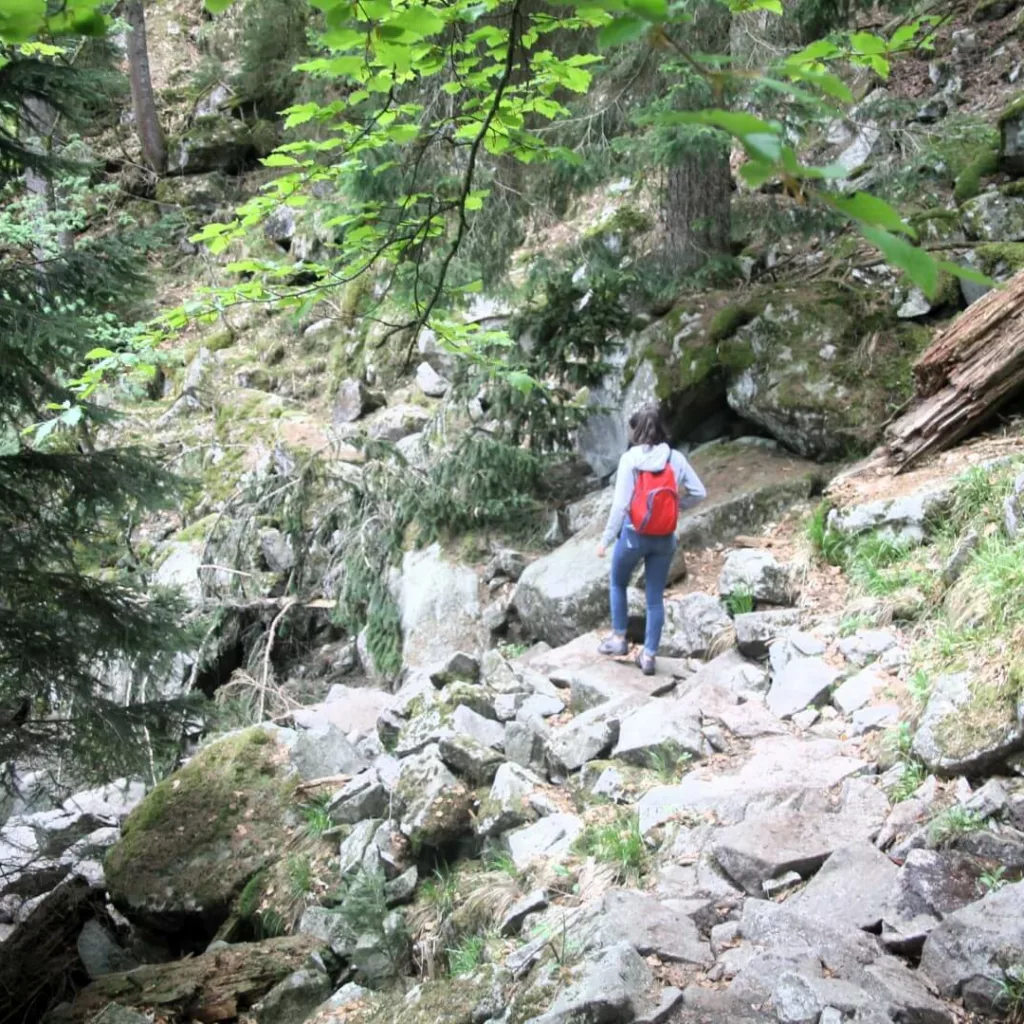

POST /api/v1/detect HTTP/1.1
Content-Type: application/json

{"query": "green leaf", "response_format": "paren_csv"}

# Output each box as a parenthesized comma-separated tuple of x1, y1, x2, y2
(388, 6, 446, 36)
(860, 225, 939, 298)
(938, 261, 998, 290)
(204, 0, 235, 12)
(624, 0, 667, 21)
(84, 347, 114, 360)
(830, 192, 916, 237)
(850, 31, 886, 54)
(60, 406, 83, 427)
(506, 370, 536, 393)
(597, 14, 646, 47)
(740, 159, 775, 187)
(261, 153, 302, 167)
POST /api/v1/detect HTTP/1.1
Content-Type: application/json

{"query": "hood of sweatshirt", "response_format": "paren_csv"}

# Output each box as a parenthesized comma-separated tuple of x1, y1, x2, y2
(629, 442, 672, 471)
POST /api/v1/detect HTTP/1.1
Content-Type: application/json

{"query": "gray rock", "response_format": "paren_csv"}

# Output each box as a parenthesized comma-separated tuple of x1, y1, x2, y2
(712, 780, 889, 896)
(962, 191, 1024, 242)
(920, 879, 1024, 1015)
(328, 772, 389, 825)
(547, 698, 642, 776)
(773, 972, 823, 1023)
(505, 813, 583, 872)
(767, 657, 840, 719)
(942, 529, 980, 585)
(517, 693, 565, 719)
(791, 708, 820, 730)
(1005, 101, 1024, 179)
(832, 668, 888, 715)
(837, 630, 897, 667)
(339, 818, 383, 878)
(512, 533, 610, 646)
(290, 724, 368, 780)
(611, 701, 703, 767)
(789, 842, 898, 931)
(415, 360, 449, 398)
(827, 485, 951, 544)
(852, 705, 900, 735)
(394, 748, 473, 848)
(500, 889, 549, 936)
(438, 734, 505, 784)
(429, 651, 481, 687)
(881, 848, 983, 953)
(76, 919, 138, 979)
(256, 968, 332, 1024)
(912, 671, 1024, 774)
(88, 1009, 151, 1024)
(332, 378, 384, 424)
(505, 717, 550, 774)
(734, 609, 801, 660)
(318, 982, 371, 1014)
(962, 777, 1009, 819)
(351, 909, 409, 982)
(638, 735, 867, 834)
(601, 889, 713, 966)
(896, 287, 933, 317)
(718, 549, 797, 606)
(476, 762, 542, 837)
(769, 631, 826, 675)
(1004, 471, 1024, 539)
(661, 594, 735, 658)
(167, 115, 256, 175)
(365, 403, 432, 442)
(399, 543, 486, 670)
(527, 942, 654, 1024)
(685, 649, 770, 697)
(485, 549, 528, 583)
(384, 865, 418, 906)
(451, 704, 504, 749)
(259, 528, 295, 574)
(299, 906, 357, 956)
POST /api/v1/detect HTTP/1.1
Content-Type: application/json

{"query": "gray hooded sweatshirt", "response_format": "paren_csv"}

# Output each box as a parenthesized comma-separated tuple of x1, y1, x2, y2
(600, 443, 706, 547)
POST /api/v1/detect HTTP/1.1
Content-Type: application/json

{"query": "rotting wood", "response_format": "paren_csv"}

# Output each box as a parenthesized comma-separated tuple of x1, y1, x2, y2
(882, 269, 1024, 472)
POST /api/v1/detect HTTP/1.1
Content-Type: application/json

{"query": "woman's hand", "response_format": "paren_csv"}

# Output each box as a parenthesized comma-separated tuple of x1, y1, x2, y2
(596, 544, 607, 558)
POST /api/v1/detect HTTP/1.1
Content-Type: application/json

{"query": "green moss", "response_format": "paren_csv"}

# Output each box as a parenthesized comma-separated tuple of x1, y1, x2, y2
(708, 302, 758, 343)
(975, 242, 1024, 274)
(954, 146, 1000, 204)
(105, 727, 295, 918)
(1000, 91, 1024, 126)
(174, 513, 220, 542)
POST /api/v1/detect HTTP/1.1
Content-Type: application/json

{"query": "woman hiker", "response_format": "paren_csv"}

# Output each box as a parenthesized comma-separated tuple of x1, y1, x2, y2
(596, 404, 707, 676)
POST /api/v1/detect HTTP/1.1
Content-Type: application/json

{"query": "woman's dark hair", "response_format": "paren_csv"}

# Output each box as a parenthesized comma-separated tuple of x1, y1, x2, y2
(628, 405, 670, 447)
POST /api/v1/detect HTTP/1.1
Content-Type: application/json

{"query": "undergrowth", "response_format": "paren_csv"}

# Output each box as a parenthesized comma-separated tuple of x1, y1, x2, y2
(574, 809, 648, 881)
(928, 806, 985, 845)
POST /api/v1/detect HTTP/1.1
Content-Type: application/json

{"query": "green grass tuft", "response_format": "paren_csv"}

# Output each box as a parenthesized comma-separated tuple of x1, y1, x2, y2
(574, 810, 648, 880)
(928, 806, 986, 845)
(723, 587, 755, 616)
(447, 934, 487, 977)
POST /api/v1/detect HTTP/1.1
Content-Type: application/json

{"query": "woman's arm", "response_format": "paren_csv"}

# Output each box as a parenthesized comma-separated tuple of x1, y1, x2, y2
(600, 453, 634, 548)
(672, 451, 706, 510)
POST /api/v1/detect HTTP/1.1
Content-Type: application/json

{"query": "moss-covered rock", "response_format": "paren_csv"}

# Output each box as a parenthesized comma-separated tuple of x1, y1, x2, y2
(961, 191, 1024, 241)
(719, 285, 928, 459)
(104, 728, 297, 934)
(1000, 91, 1024, 176)
(167, 115, 257, 175)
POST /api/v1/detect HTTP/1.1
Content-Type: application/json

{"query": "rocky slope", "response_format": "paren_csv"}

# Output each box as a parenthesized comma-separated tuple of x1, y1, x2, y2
(6, 439, 1024, 1024)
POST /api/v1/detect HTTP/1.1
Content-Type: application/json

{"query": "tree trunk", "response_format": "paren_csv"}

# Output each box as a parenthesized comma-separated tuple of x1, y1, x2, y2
(659, 3, 733, 278)
(21, 95, 72, 260)
(124, 0, 167, 174)
(883, 268, 1024, 471)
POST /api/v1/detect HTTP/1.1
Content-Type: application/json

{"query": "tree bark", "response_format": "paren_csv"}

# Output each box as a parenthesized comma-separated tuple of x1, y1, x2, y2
(883, 268, 1024, 471)
(124, 0, 167, 174)
(659, 3, 733, 278)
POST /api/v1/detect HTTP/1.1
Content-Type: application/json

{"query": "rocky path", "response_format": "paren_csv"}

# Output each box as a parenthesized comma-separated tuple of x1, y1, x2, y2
(6, 452, 1024, 1024)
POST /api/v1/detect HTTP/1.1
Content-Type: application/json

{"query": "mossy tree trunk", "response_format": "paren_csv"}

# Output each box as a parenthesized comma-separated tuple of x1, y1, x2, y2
(658, 3, 733, 280)
(125, 0, 167, 174)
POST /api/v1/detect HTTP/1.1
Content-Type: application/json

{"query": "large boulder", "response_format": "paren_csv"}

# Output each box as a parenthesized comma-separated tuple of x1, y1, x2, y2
(920, 880, 1024, 1015)
(718, 548, 797, 605)
(167, 115, 257, 175)
(961, 190, 1024, 241)
(399, 544, 487, 669)
(661, 594, 734, 658)
(512, 533, 609, 647)
(104, 728, 296, 933)
(912, 671, 1024, 775)
(393, 746, 473, 849)
(721, 286, 927, 459)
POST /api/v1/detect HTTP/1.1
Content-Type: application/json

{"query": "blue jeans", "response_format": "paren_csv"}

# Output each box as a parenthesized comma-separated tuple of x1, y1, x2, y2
(609, 526, 677, 655)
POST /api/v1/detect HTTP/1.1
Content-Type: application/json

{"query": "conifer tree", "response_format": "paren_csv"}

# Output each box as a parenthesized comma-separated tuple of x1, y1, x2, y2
(0, 49, 186, 787)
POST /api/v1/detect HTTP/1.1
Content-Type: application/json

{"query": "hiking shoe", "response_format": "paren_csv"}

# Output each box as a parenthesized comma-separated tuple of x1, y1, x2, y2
(598, 634, 628, 657)
(635, 650, 656, 676)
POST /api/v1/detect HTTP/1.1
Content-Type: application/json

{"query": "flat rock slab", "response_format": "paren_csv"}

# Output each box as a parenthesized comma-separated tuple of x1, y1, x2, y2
(789, 841, 898, 931)
(832, 668, 888, 716)
(291, 686, 395, 735)
(767, 657, 840, 719)
(612, 701, 703, 766)
(600, 889, 713, 966)
(505, 813, 583, 872)
(921, 879, 1024, 1016)
(638, 735, 868, 834)
(527, 633, 681, 710)
(712, 780, 890, 896)
(680, 649, 769, 698)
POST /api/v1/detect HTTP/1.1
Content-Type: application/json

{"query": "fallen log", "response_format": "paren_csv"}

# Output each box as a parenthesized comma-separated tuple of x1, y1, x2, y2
(884, 269, 1024, 471)
(44, 934, 324, 1024)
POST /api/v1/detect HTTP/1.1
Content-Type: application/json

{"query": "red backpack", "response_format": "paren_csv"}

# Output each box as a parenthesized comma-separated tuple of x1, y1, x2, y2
(629, 466, 679, 536)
